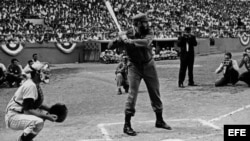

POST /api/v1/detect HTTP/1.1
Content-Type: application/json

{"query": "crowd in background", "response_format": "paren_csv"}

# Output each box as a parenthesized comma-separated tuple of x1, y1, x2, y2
(0, 0, 250, 44)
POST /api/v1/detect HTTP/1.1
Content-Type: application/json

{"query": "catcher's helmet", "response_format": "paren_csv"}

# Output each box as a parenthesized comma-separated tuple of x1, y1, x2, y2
(49, 103, 68, 122)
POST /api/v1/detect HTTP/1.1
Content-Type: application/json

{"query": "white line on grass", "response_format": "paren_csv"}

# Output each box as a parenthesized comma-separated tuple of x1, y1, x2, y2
(196, 119, 221, 130)
(97, 124, 113, 141)
(79, 104, 250, 141)
(161, 139, 184, 141)
(161, 133, 222, 141)
(78, 139, 107, 141)
(185, 133, 223, 141)
(208, 104, 250, 123)
(95, 118, 219, 141)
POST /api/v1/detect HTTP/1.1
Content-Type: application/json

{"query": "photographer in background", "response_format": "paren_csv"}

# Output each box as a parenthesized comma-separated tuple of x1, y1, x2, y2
(238, 47, 250, 87)
(215, 52, 239, 87)
(177, 27, 198, 88)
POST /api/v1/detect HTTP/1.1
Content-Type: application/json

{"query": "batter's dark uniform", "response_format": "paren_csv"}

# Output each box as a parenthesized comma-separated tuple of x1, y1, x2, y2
(109, 13, 171, 136)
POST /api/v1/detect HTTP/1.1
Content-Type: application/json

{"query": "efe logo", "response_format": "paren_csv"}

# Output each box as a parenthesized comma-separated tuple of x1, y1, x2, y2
(224, 125, 250, 141)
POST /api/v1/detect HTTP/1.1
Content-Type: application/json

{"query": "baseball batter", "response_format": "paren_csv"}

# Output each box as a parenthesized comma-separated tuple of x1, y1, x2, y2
(109, 13, 172, 136)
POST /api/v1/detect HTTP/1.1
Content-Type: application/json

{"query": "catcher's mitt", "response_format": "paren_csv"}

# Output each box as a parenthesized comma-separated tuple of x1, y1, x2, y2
(49, 103, 68, 122)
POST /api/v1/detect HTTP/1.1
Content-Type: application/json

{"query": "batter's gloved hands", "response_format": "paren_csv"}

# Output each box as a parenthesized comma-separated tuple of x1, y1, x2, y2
(49, 103, 68, 123)
(118, 31, 128, 41)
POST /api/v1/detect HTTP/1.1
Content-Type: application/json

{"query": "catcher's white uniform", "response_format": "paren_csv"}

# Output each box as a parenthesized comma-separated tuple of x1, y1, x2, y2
(5, 79, 44, 136)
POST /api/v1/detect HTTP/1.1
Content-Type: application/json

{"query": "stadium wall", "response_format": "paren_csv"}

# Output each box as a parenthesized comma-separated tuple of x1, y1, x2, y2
(0, 42, 84, 66)
(192, 38, 210, 55)
(0, 38, 248, 66)
(214, 38, 249, 53)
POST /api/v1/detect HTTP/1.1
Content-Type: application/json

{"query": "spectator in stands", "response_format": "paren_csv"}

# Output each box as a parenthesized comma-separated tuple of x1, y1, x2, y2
(115, 56, 129, 95)
(1, 0, 250, 40)
(50, 34, 57, 42)
(238, 47, 250, 87)
(0, 61, 7, 86)
(28, 34, 36, 43)
(215, 52, 239, 87)
(6, 58, 23, 87)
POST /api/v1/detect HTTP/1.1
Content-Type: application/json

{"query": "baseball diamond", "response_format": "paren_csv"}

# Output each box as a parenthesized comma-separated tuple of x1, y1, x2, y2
(1, 52, 250, 141)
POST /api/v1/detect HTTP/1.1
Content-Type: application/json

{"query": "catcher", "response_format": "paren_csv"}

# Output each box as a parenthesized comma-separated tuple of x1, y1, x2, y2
(5, 62, 67, 141)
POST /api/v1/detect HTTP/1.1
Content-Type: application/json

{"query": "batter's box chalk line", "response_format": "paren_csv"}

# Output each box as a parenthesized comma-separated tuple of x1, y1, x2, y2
(77, 118, 220, 141)
(78, 104, 250, 141)
(208, 104, 250, 123)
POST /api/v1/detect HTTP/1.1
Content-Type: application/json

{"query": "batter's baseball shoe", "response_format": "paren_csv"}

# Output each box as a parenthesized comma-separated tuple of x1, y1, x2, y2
(155, 120, 172, 130)
(123, 123, 137, 136)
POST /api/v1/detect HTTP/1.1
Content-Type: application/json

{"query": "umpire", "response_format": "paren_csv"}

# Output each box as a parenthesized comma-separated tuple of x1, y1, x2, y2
(110, 13, 172, 136)
(177, 27, 198, 88)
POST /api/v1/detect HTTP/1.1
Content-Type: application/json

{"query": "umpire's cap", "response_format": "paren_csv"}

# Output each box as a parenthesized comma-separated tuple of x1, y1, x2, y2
(132, 13, 149, 22)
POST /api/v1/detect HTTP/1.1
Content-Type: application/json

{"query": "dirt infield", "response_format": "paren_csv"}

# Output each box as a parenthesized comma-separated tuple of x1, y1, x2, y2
(1, 53, 250, 141)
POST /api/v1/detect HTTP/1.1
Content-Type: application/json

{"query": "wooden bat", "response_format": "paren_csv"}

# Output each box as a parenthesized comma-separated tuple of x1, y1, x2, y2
(103, 0, 122, 32)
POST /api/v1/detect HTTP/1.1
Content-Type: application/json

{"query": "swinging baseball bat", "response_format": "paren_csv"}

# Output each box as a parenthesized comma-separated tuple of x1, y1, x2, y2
(103, 0, 122, 32)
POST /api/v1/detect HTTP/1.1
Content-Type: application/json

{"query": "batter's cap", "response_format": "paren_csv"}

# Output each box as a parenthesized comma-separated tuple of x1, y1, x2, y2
(132, 13, 149, 22)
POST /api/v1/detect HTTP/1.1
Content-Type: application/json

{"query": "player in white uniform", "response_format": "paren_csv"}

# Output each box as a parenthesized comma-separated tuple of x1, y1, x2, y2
(5, 63, 57, 141)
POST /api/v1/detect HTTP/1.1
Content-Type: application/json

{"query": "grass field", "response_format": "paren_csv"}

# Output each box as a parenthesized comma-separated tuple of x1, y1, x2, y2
(1, 52, 250, 141)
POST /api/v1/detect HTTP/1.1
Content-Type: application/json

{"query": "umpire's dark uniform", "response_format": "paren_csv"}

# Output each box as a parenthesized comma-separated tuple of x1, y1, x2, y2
(177, 27, 197, 88)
